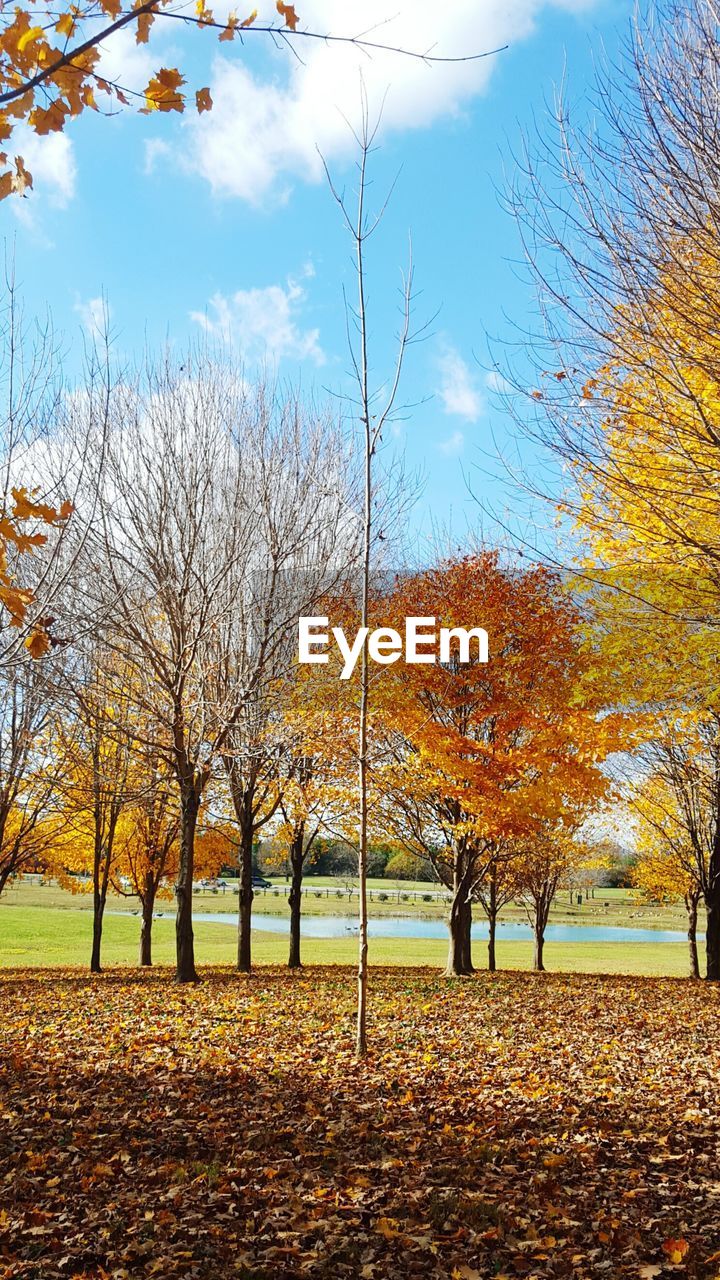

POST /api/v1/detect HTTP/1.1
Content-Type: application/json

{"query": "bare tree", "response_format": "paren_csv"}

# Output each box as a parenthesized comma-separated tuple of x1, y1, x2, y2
(474, 846, 522, 973)
(0, 658, 60, 895)
(76, 352, 357, 982)
(192, 388, 361, 976)
(324, 103, 416, 1055)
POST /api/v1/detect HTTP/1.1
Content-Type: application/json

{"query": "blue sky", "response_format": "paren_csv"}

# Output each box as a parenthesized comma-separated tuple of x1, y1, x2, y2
(4, 0, 631, 550)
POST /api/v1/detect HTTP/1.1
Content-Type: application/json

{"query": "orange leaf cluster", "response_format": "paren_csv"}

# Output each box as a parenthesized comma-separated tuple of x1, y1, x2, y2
(0, 2, 299, 191)
(0, 487, 73, 651)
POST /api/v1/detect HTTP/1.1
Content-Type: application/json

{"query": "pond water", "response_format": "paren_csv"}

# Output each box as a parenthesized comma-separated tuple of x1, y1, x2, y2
(193, 913, 694, 944)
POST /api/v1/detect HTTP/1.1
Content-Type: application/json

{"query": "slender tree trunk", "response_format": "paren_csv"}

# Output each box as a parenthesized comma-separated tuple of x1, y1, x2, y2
(139, 873, 156, 967)
(288, 830, 304, 969)
(533, 921, 545, 972)
(237, 821, 254, 974)
(90, 832, 112, 974)
(487, 865, 498, 972)
(705, 888, 720, 981)
(487, 907, 498, 972)
(686, 893, 700, 980)
(176, 784, 199, 983)
(532, 891, 550, 972)
(460, 896, 474, 973)
(0, 866, 11, 897)
(705, 809, 720, 980)
(90, 889, 106, 973)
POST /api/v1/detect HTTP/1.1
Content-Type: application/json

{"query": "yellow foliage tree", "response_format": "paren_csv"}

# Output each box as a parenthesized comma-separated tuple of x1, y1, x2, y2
(631, 758, 709, 979)
(573, 244, 720, 978)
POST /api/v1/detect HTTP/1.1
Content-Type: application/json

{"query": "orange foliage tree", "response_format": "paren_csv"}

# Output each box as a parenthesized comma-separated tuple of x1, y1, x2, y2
(376, 553, 615, 976)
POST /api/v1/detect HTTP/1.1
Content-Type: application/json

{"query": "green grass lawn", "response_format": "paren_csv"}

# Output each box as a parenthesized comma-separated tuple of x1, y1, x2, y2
(0, 901, 695, 976)
(2, 873, 697, 929)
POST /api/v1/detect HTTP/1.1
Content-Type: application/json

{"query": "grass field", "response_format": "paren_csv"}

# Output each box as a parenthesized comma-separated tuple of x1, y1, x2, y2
(0, 872, 699, 929)
(0, 900, 696, 976)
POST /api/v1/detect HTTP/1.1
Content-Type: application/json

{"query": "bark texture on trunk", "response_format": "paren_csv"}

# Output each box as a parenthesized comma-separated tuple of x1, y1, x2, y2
(90, 894, 105, 974)
(487, 865, 498, 973)
(684, 892, 700, 979)
(533, 924, 545, 972)
(175, 785, 200, 983)
(488, 909, 497, 973)
(706, 892, 720, 981)
(288, 829, 304, 969)
(237, 820, 254, 974)
(139, 874, 156, 967)
(447, 884, 474, 976)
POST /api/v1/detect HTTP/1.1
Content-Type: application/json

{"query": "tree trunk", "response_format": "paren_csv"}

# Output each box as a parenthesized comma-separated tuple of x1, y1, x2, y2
(487, 907, 497, 973)
(90, 891, 106, 973)
(447, 885, 474, 976)
(176, 784, 199, 983)
(706, 888, 720, 981)
(237, 821, 254, 974)
(686, 893, 700, 980)
(288, 831, 304, 969)
(487, 865, 498, 972)
(532, 889, 551, 973)
(139, 874, 156, 967)
(533, 917, 545, 972)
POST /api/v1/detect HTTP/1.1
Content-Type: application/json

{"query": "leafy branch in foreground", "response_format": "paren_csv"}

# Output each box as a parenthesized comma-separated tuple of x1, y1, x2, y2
(0, 0, 505, 198)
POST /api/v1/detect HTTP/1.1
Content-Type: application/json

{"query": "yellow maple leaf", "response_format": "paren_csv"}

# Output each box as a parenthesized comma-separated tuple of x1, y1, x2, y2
(17, 25, 44, 53)
(142, 68, 186, 113)
(55, 13, 77, 37)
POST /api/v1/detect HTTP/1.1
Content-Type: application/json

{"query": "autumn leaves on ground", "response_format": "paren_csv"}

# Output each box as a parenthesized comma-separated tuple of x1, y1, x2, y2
(1, 964, 717, 1280)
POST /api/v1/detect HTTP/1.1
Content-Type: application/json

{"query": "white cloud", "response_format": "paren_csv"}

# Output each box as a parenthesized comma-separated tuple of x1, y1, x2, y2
(11, 129, 76, 208)
(181, 0, 595, 203)
(96, 23, 158, 95)
(437, 346, 482, 421)
(485, 369, 512, 393)
(144, 139, 171, 176)
(74, 295, 112, 338)
(439, 430, 465, 456)
(190, 275, 325, 365)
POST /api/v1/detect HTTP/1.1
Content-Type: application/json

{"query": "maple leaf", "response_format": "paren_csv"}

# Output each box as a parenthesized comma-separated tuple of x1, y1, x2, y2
(135, 7, 155, 45)
(55, 12, 77, 37)
(196, 87, 212, 113)
(276, 1, 298, 30)
(16, 25, 44, 53)
(219, 13, 238, 39)
(142, 68, 186, 113)
(661, 1237, 690, 1264)
(29, 101, 69, 135)
(25, 629, 51, 659)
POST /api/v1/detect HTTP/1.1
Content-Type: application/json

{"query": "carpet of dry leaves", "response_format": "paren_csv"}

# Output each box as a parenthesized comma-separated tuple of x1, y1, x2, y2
(1, 966, 720, 1280)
